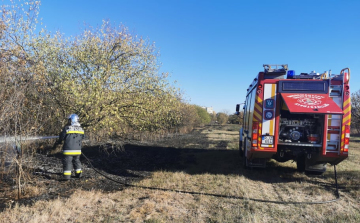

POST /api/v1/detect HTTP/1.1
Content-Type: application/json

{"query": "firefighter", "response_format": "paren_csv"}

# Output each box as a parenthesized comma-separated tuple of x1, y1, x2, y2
(57, 114, 85, 180)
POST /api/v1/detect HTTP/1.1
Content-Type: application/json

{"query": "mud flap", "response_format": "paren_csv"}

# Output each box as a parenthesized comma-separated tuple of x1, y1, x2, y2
(247, 158, 267, 168)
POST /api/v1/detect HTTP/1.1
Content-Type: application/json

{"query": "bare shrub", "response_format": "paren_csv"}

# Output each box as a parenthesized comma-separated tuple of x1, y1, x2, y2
(351, 89, 360, 133)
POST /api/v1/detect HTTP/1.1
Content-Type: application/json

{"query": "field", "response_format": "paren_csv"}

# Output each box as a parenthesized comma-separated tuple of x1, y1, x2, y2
(0, 124, 359, 222)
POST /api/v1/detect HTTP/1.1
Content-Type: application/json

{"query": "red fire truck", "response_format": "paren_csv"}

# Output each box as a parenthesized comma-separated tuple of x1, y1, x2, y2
(236, 64, 350, 174)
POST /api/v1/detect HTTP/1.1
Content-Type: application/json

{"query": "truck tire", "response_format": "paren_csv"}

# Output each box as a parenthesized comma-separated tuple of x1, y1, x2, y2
(243, 141, 248, 168)
(296, 155, 305, 172)
(239, 141, 243, 157)
(305, 164, 327, 175)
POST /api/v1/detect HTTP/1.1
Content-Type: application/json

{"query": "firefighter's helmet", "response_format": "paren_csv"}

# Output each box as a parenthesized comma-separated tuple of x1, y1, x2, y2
(68, 114, 79, 125)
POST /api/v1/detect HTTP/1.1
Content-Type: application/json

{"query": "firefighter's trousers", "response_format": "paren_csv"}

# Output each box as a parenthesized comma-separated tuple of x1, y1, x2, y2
(62, 155, 82, 180)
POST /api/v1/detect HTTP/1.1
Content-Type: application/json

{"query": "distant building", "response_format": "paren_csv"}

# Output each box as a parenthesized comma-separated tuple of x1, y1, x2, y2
(202, 106, 214, 115)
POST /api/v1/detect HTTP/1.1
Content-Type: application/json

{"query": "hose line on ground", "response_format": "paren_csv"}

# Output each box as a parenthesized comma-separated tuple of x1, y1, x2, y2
(81, 153, 340, 205)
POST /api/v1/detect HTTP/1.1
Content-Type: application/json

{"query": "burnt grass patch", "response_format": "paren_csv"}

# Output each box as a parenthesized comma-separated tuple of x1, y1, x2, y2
(0, 144, 338, 212)
(0, 143, 207, 211)
(1, 125, 356, 212)
(0, 142, 273, 211)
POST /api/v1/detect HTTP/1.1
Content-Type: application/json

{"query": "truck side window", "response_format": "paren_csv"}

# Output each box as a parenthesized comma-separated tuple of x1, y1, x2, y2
(244, 92, 250, 131)
(246, 89, 253, 133)
(248, 88, 256, 130)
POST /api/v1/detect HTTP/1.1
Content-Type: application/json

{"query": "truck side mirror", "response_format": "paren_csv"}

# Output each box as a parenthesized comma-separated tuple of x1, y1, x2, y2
(235, 104, 240, 115)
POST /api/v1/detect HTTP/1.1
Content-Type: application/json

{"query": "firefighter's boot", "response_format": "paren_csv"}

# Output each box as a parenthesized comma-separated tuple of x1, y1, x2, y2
(63, 155, 73, 180)
(74, 155, 82, 179)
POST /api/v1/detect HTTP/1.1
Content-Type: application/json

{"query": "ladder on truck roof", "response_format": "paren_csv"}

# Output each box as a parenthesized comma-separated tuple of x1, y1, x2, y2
(263, 64, 288, 79)
(263, 64, 288, 73)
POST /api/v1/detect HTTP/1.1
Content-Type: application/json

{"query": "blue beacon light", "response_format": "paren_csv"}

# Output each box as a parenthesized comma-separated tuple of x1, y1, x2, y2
(287, 70, 295, 79)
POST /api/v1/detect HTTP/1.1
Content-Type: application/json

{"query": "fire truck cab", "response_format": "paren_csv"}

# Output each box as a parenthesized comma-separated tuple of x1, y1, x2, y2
(236, 64, 350, 174)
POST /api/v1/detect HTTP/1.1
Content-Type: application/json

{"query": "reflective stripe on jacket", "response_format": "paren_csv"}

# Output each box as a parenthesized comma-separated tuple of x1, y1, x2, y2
(63, 150, 81, 155)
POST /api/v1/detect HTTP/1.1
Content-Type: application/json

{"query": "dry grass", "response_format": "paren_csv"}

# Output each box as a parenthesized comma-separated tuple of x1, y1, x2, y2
(157, 124, 240, 150)
(0, 124, 359, 223)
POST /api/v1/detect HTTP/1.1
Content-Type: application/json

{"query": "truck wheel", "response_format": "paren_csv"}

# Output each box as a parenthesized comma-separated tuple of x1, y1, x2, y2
(296, 155, 305, 172)
(243, 141, 248, 168)
(305, 164, 327, 175)
(239, 141, 243, 157)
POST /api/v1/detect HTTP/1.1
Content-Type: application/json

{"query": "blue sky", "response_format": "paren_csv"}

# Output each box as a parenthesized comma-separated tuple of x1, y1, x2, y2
(37, 0, 360, 113)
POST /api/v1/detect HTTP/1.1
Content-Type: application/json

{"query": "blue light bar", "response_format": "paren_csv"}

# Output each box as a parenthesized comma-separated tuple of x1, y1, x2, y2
(287, 70, 295, 79)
